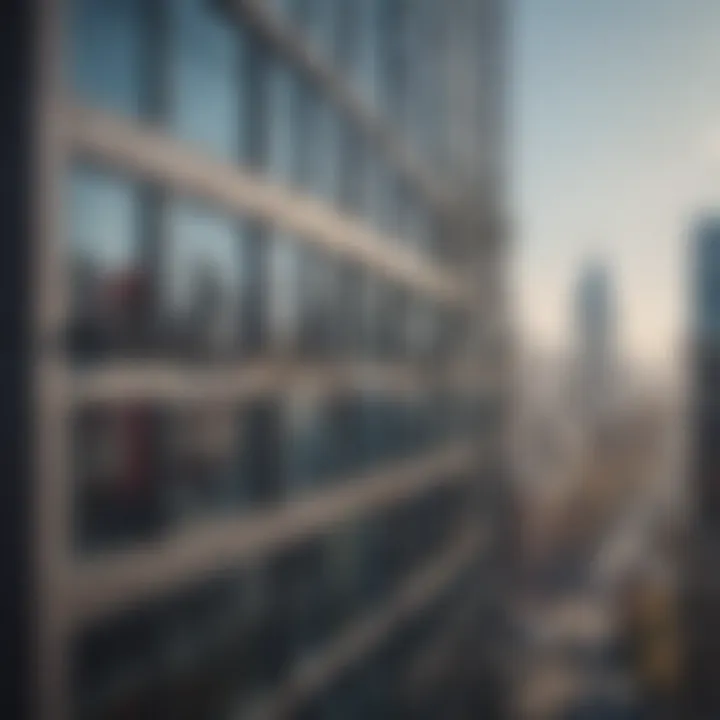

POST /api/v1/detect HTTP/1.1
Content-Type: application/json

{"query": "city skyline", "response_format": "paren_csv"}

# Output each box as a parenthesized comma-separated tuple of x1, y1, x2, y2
(515, 0, 720, 376)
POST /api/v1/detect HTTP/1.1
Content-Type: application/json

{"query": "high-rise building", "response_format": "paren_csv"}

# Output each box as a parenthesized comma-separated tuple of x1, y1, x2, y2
(574, 261, 616, 428)
(3, 1, 510, 718)
(686, 215, 720, 718)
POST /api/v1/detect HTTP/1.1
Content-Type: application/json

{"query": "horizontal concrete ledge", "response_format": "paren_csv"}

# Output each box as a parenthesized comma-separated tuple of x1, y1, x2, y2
(249, 528, 487, 720)
(68, 359, 498, 403)
(68, 442, 480, 624)
(63, 104, 468, 305)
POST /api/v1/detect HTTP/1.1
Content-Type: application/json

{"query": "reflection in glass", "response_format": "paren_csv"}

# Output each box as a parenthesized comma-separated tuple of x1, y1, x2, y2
(283, 395, 333, 495)
(68, 166, 149, 361)
(169, 0, 243, 160)
(162, 201, 245, 358)
(163, 404, 245, 522)
(315, 99, 342, 203)
(73, 404, 165, 552)
(298, 246, 339, 356)
(291, 78, 320, 192)
(69, 0, 149, 116)
(268, 231, 300, 354)
(360, 274, 381, 360)
(267, 61, 295, 185)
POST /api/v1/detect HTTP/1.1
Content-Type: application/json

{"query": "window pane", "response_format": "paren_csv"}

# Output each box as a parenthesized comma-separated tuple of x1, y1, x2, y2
(290, 79, 320, 191)
(72, 570, 256, 717)
(376, 0, 407, 120)
(297, 246, 337, 355)
(407, 296, 435, 361)
(315, 100, 342, 203)
(366, 157, 399, 238)
(244, 35, 271, 170)
(356, 0, 379, 106)
(267, 62, 295, 185)
(336, 263, 363, 356)
(283, 396, 332, 495)
(168, 0, 243, 160)
(268, 231, 300, 353)
(308, 0, 339, 59)
(338, 124, 367, 215)
(69, 0, 149, 115)
(161, 202, 245, 358)
(73, 400, 275, 552)
(67, 166, 149, 361)
(163, 404, 247, 522)
(334, 0, 362, 77)
(360, 274, 381, 359)
(73, 403, 166, 551)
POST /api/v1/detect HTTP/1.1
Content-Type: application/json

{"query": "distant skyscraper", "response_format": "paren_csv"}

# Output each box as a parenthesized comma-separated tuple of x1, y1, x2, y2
(686, 215, 720, 718)
(574, 261, 616, 426)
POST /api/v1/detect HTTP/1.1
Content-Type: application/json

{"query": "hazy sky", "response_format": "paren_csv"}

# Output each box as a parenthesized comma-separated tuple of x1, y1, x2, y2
(514, 0, 720, 372)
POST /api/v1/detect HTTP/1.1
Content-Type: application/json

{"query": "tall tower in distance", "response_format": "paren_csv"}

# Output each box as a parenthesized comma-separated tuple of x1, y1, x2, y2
(574, 260, 616, 430)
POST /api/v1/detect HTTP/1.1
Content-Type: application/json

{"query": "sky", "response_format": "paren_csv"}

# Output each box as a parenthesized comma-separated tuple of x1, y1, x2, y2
(513, 0, 720, 374)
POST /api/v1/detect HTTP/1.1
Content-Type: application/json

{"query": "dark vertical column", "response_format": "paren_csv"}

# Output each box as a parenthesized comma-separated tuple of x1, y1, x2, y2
(685, 341, 720, 718)
(0, 2, 35, 718)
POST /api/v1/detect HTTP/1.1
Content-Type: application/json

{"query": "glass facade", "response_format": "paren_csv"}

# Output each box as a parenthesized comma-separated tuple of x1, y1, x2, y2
(72, 482, 470, 719)
(53, 0, 505, 718)
(67, 0, 456, 254)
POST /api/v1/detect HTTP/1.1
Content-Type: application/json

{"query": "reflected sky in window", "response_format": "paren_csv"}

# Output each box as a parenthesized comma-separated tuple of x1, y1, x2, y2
(169, 0, 243, 161)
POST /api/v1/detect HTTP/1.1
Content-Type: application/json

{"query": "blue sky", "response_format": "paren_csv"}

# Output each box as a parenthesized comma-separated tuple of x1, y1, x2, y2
(513, 0, 720, 370)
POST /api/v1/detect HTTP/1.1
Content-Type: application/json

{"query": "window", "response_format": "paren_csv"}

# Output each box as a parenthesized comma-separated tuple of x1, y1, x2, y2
(161, 201, 246, 359)
(290, 78, 320, 192)
(363, 152, 384, 234)
(242, 222, 270, 354)
(283, 395, 333, 495)
(74, 398, 281, 549)
(69, 0, 151, 116)
(267, 61, 296, 185)
(73, 600, 163, 717)
(375, 282, 405, 360)
(358, 275, 379, 360)
(335, 262, 364, 356)
(334, 0, 362, 78)
(370, 163, 401, 239)
(314, 99, 342, 204)
(73, 571, 253, 718)
(268, 231, 300, 353)
(338, 124, 368, 216)
(407, 296, 436, 362)
(163, 404, 246, 523)
(308, 0, 340, 60)
(67, 166, 151, 362)
(324, 521, 365, 631)
(394, 180, 413, 246)
(376, 0, 408, 122)
(297, 246, 338, 356)
(243, 400, 283, 506)
(410, 203, 436, 258)
(168, 0, 243, 161)
(73, 403, 166, 552)
(244, 35, 271, 170)
(355, 0, 379, 107)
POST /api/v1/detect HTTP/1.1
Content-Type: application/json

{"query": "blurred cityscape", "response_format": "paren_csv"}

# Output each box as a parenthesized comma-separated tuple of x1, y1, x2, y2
(2, 0, 719, 718)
